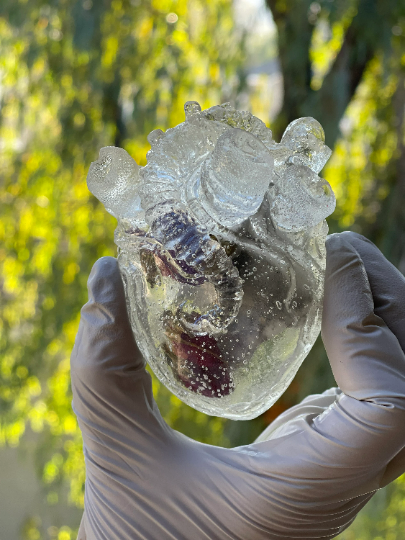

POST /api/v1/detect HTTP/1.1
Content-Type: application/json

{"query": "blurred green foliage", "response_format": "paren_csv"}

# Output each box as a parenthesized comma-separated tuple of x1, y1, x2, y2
(0, 0, 405, 538)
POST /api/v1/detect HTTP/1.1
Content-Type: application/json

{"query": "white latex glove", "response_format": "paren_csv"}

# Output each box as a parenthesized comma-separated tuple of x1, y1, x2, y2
(71, 232, 405, 540)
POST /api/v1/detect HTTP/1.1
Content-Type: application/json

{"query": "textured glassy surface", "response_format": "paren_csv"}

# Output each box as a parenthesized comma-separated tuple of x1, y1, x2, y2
(87, 102, 335, 419)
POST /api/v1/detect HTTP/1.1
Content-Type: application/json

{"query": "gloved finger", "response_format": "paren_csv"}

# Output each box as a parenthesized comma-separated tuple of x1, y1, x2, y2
(321, 232, 405, 404)
(338, 231, 405, 353)
(71, 256, 145, 374)
(71, 258, 168, 465)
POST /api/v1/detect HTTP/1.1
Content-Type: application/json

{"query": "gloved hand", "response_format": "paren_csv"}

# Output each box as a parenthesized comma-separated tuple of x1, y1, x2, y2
(71, 232, 405, 540)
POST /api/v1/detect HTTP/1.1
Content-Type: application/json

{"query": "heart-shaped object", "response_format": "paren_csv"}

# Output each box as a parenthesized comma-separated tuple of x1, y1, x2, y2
(87, 102, 335, 419)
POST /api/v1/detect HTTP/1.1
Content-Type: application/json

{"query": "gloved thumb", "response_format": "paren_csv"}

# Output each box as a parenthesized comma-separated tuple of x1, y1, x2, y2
(340, 232, 405, 353)
(72, 256, 145, 374)
(322, 232, 405, 403)
(71, 257, 168, 457)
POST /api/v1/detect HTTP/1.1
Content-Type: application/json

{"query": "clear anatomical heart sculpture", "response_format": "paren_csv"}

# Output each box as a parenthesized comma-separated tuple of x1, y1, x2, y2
(87, 102, 335, 420)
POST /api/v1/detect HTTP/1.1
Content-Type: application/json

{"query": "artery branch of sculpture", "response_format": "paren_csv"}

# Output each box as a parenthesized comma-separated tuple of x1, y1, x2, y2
(87, 102, 336, 420)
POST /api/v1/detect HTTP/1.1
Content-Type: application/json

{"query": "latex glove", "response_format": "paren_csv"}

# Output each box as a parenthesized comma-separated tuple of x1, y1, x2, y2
(71, 232, 405, 540)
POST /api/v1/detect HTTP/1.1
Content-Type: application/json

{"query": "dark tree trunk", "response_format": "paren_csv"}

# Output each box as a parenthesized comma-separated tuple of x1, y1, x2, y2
(266, 0, 391, 147)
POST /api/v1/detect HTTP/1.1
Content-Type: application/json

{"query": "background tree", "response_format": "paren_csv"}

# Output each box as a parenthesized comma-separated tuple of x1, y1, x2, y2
(267, 0, 405, 265)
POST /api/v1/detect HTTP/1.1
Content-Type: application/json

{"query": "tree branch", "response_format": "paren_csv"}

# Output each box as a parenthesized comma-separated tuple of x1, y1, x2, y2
(266, 0, 314, 139)
(304, 0, 381, 147)
(266, 0, 395, 146)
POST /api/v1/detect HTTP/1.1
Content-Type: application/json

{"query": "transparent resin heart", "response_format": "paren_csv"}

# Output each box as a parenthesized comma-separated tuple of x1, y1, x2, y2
(87, 102, 335, 420)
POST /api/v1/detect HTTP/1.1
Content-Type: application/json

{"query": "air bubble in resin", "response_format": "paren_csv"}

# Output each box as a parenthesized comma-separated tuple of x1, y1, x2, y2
(87, 101, 335, 420)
